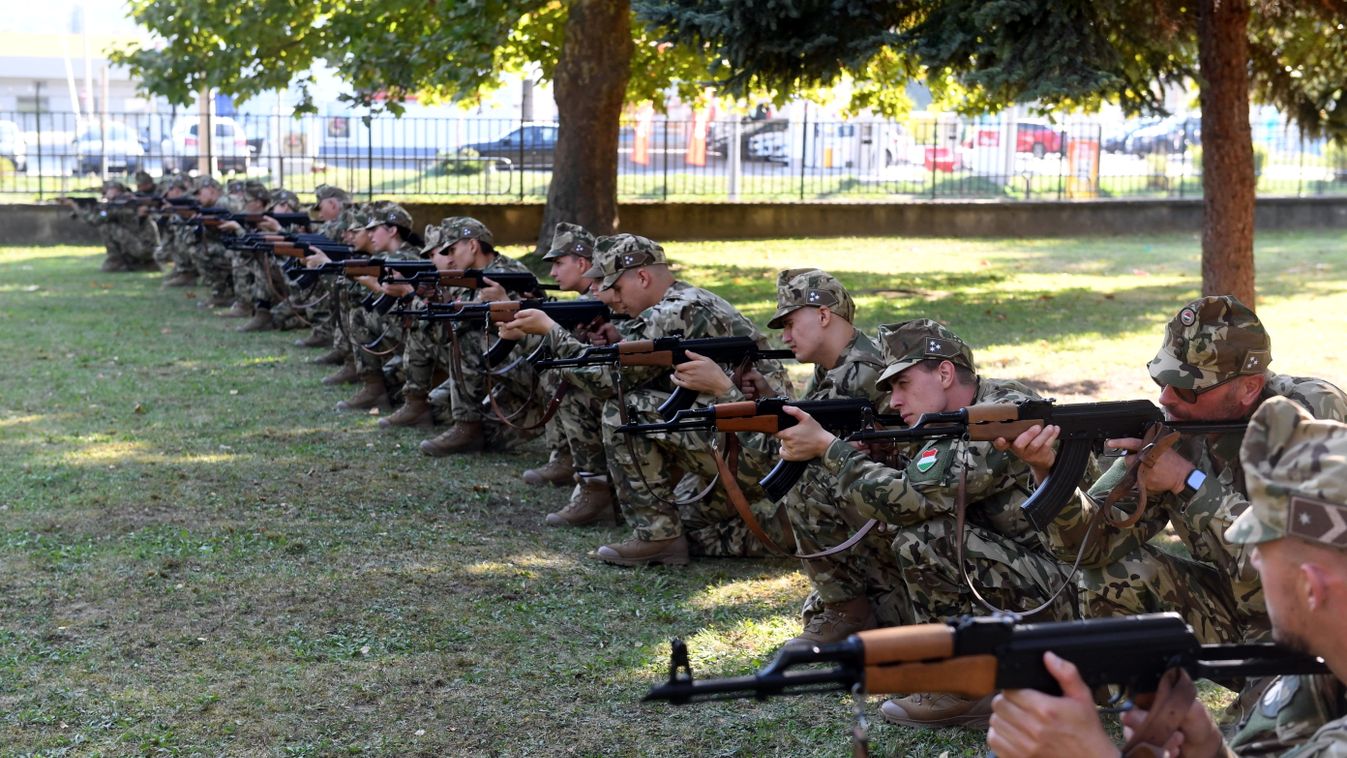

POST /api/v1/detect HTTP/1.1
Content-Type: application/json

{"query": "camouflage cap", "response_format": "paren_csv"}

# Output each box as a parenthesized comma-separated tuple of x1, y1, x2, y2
(419, 222, 448, 257)
(1226, 396, 1347, 550)
(133, 170, 154, 187)
(268, 189, 300, 210)
(243, 182, 271, 206)
(364, 203, 413, 231)
(1148, 295, 1272, 391)
(874, 319, 976, 391)
(315, 184, 350, 204)
(226, 179, 246, 194)
(443, 216, 494, 247)
(101, 179, 127, 192)
(767, 267, 856, 329)
(347, 203, 380, 232)
(160, 175, 190, 193)
(584, 234, 667, 290)
(193, 176, 222, 192)
(542, 222, 596, 261)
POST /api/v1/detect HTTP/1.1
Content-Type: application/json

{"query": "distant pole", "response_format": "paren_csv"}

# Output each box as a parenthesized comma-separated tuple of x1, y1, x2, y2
(366, 108, 374, 202)
(35, 81, 44, 199)
(799, 103, 808, 201)
(728, 118, 741, 200)
(197, 85, 211, 176)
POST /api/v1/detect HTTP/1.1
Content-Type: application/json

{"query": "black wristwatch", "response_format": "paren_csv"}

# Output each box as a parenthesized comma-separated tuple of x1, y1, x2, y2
(1180, 468, 1207, 500)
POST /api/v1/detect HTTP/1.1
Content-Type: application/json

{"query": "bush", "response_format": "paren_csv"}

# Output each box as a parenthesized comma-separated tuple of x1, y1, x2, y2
(439, 148, 486, 176)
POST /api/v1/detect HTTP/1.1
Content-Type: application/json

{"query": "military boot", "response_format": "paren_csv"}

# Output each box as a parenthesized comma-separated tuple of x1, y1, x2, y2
(418, 421, 484, 456)
(593, 534, 689, 567)
(336, 372, 390, 412)
(378, 391, 433, 430)
(879, 693, 994, 730)
(216, 301, 252, 319)
(237, 309, 274, 332)
(546, 476, 617, 527)
(311, 348, 349, 366)
(783, 597, 876, 647)
(522, 452, 575, 487)
(294, 330, 329, 348)
(199, 293, 234, 309)
(101, 257, 128, 273)
(321, 360, 359, 386)
(163, 272, 197, 288)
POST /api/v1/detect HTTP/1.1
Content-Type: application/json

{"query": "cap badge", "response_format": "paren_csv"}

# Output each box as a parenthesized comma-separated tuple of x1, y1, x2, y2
(1179, 307, 1197, 327)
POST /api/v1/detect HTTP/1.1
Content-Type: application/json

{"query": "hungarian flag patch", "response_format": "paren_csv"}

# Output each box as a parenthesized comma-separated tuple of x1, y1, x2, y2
(915, 448, 940, 473)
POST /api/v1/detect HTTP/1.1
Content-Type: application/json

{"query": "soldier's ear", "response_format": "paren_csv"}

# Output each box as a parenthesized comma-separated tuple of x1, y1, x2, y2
(817, 306, 832, 328)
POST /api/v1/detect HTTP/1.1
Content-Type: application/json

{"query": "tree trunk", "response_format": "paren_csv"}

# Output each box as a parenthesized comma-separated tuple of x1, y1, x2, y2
(1197, 0, 1256, 307)
(536, 0, 633, 256)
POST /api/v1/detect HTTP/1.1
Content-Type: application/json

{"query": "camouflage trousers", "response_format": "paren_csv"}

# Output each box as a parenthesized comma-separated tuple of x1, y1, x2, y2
(227, 248, 257, 306)
(102, 223, 152, 267)
(1081, 543, 1267, 645)
(602, 390, 791, 556)
(403, 311, 448, 396)
(344, 299, 404, 375)
(892, 516, 1078, 623)
(543, 372, 605, 474)
(787, 466, 912, 627)
(239, 256, 304, 328)
(192, 239, 234, 300)
(444, 324, 543, 450)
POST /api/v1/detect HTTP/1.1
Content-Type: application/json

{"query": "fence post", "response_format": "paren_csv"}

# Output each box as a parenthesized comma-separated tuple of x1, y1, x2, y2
(366, 110, 374, 202)
(728, 119, 741, 200)
(35, 85, 44, 200)
(518, 117, 525, 202)
(662, 119, 669, 202)
(799, 105, 808, 201)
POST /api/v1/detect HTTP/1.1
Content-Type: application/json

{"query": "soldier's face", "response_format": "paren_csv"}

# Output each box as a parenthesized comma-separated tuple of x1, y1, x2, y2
(780, 308, 825, 364)
(1157, 377, 1256, 422)
(351, 228, 372, 252)
(370, 224, 397, 251)
(887, 364, 951, 424)
(319, 197, 342, 221)
(1251, 541, 1312, 654)
(447, 239, 478, 270)
(198, 187, 220, 205)
(550, 254, 591, 293)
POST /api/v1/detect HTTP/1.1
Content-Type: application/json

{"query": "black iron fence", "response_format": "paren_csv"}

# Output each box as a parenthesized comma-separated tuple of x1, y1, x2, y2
(2, 109, 1344, 203)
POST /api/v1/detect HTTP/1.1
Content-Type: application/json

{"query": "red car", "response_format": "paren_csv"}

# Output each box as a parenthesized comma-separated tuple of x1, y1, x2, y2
(968, 121, 1065, 158)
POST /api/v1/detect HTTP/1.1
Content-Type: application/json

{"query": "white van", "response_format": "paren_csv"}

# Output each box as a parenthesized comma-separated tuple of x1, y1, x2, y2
(168, 117, 251, 173)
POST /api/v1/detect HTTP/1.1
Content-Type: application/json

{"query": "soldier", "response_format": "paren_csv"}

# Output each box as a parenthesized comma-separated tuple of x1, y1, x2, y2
(775, 319, 1078, 728)
(501, 234, 795, 566)
(215, 181, 272, 320)
(668, 268, 907, 642)
(312, 202, 388, 388)
(226, 188, 311, 333)
(1007, 296, 1346, 649)
(156, 175, 199, 287)
(300, 184, 355, 352)
(187, 176, 235, 308)
(126, 170, 162, 271)
(987, 397, 1347, 758)
(63, 179, 156, 272)
(378, 218, 456, 431)
(418, 217, 545, 455)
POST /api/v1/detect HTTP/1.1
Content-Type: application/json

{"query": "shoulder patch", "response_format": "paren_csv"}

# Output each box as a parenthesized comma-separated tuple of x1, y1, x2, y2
(1261, 676, 1299, 718)
(915, 448, 940, 473)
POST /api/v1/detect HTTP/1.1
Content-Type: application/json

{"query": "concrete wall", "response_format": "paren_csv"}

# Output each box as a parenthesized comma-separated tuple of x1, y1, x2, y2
(8, 196, 1347, 248)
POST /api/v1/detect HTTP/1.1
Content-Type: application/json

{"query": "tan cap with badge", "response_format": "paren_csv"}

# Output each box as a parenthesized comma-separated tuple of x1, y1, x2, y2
(442, 216, 494, 247)
(1226, 396, 1347, 550)
(1148, 295, 1271, 392)
(584, 234, 666, 290)
(543, 222, 596, 261)
(874, 319, 976, 391)
(364, 204, 413, 230)
(767, 268, 856, 329)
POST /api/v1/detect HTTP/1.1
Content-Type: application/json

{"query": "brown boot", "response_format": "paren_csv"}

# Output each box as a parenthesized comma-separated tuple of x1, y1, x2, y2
(336, 372, 390, 412)
(378, 391, 433, 429)
(546, 476, 616, 527)
(216, 301, 252, 319)
(522, 452, 575, 487)
(293, 330, 329, 348)
(783, 597, 876, 647)
(321, 361, 359, 386)
(311, 348, 348, 366)
(418, 421, 484, 456)
(101, 257, 128, 272)
(237, 309, 274, 332)
(163, 272, 197, 288)
(199, 293, 234, 309)
(879, 693, 994, 730)
(593, 534, 689, 567)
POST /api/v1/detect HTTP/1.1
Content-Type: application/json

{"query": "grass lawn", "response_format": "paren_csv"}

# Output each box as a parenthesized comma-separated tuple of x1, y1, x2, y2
(2, 231, 1345, 756)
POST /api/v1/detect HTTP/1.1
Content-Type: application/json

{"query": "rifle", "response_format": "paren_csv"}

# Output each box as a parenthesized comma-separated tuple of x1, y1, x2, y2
(285, 251, 373, 287)
(534, 335, 795, 419)
(394, 298, 626, 368)
(396, 269, 558, 296)
(645, 612, 1327, 706)
(842, 398, 1247, 530)
(618, 397, 904, 500)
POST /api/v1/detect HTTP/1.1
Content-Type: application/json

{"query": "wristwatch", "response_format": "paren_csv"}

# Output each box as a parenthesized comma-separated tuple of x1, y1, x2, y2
(1180, 468, 1207, 500)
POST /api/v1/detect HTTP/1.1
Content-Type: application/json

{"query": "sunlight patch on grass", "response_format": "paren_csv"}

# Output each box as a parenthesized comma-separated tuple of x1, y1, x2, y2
(688, 573, 809, 611)
(60, 440, 239, 466)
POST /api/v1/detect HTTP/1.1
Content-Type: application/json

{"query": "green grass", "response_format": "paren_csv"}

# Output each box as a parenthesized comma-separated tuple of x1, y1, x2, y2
(3, 232, 1346, 755)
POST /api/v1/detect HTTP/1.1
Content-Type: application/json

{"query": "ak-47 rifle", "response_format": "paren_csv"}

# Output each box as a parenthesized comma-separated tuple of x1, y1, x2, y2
(393, 298, 626, 367)
(645, 612, 1326, 706)
(618, 397, 904, 500)
(841, 398, 1247, 530)
(534, 335, 796, 419)
(395, 268, 558, 297)
(197, 211, 313, 228)
(288, 257, 432, 288)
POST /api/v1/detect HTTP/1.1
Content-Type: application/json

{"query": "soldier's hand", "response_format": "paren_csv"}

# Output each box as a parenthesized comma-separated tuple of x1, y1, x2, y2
(737, 368, 773, 400)
(383, 282, 414, 298)
(993, 424, 1059, 484)
(671, 351, 733, 397)
(218, 220, 243, 235)
(497, 323, 526, 341)
(776, 405, 836, 461)
(137, 205, 150, 217)
(304, 249, 331, 267)
(587, 322, 622, 347)
(988, 652, 1119, 758)
(477, 277, 507, 303)
(503, 308, 557, 336)
(355, 274, 381, 293)
(1106, 437, 1195, 496)
(255, 216, 282, 233)
(1121, 695, 1221, 758)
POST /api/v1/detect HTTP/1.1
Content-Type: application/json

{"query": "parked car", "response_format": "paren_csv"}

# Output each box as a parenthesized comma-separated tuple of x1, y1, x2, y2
(73, 121, 144, 175)
(709, 119, 788, 160)
(966, 120, 1065, 158)
(169, 116, 251, 173)
(1124, 115, 1201, 155)
(0, 120, 28, 172)
(455, 124, 558, 169)
(1102, 117, 1161, 153)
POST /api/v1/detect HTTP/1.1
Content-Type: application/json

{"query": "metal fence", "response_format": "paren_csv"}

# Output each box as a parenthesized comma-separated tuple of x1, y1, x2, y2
(2, 109, 1344, 203)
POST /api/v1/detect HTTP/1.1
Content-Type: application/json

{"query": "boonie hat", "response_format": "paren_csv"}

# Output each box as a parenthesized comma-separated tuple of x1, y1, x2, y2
(1226, 396, 1347, 550)
(1148, 295, 1271, 391)
(767, 268, 856, 329)
(874, 319, 976, 391)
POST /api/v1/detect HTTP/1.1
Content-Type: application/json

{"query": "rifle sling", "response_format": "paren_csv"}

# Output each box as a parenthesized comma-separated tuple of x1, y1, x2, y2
(1101, 424, 1181, 529)
(1120, 667, 1197, 758)
(710, 433, 794, 556)
(795, 518, 880, 560)
(487, 360, 568, 431)
(617, 376, 720, 508)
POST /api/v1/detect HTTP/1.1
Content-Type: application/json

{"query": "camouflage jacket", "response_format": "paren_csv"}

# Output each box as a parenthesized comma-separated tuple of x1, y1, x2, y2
(543, 280, 791, 401)
(801, 329, 889, 406)
(450, 254, 541, 355)
(1282, 710, 1347, 758)
(1043, 374, 1347, 595)
(1229, 674, 1347, 757)
(821, 377, 1044, 545)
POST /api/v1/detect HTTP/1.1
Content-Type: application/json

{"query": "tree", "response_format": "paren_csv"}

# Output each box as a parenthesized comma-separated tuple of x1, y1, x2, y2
(113, 0, 712, 252)
(641, 0, 1347, 306)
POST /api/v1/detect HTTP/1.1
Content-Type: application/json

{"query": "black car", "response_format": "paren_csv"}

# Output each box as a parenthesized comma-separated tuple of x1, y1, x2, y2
(455, 125, 558, 169)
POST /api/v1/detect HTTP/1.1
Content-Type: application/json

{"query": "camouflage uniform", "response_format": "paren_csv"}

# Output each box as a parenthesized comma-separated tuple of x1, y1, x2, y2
(189, 177, 234, 302)
(309, 185, 354, 348)
(540, 235, 794, 556)
(226, 181, 271, 307)
(400, 222, 453, 405)
(443, 218, 545, 450)
(250, 189, 310, 331)
(347, 205, 420, 377)
(1043, 297, 1347, 646)
(154, 176, 197, 276)
(1220, 397, 1347, 757)
(822, 320, 1077, 623)
(72, 180, 156, 270)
